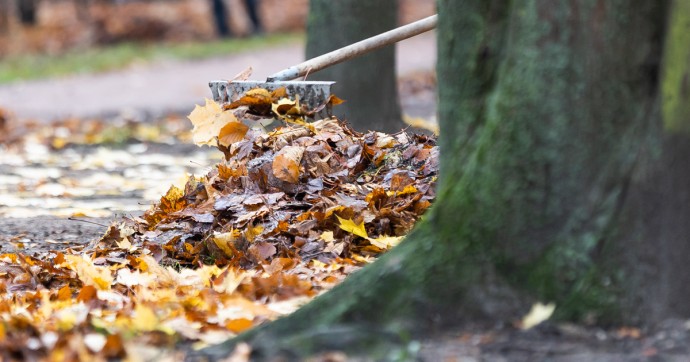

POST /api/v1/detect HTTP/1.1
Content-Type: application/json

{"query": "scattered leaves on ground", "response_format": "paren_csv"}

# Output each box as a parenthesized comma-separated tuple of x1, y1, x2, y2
(0, 113, 217, 219)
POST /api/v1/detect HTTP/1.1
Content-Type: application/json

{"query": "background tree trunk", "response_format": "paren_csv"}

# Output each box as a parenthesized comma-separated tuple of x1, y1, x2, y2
(305, 0, 403, 132)
(17, 0, 38, 25)
(195, 0, 690, 360)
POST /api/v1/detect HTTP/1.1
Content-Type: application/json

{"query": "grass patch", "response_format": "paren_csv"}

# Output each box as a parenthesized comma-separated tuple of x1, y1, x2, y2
(0, 33, 303, 84)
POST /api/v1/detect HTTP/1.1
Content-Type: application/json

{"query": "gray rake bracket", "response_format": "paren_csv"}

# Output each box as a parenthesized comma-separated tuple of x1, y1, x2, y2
(209, 80, 336, 116)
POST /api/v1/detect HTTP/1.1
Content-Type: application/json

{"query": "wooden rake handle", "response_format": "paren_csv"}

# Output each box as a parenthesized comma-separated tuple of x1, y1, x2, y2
(267, 15, 438, 82)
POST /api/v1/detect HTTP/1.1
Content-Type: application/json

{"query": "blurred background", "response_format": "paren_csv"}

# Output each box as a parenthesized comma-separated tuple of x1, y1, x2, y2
(0, 0, 437, 122)
(0, 0, 434, 55)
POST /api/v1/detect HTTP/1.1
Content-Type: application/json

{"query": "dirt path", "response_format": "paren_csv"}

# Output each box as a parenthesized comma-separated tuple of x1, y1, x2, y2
(0, 33, 436, 122)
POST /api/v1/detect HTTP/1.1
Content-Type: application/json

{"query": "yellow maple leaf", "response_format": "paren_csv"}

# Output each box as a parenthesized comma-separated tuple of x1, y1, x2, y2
(336, 215, 368, 238)
(62, 255, 113, 290)
(386, 185, 418, 197)
(188, 98, 239, 146)
(132, 304, 158, 332)
(244, 224, 264, 242)
(367, 235, 403, 249)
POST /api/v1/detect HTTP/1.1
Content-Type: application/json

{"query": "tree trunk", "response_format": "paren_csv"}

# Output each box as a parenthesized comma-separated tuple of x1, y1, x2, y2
(192, 0, 690, 360)
(305, 0, 403, 133)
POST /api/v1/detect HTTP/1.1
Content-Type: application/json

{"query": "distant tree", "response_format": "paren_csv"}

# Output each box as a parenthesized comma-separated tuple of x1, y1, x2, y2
(305, 0, 403, 132)
(17, 0, 38, 25)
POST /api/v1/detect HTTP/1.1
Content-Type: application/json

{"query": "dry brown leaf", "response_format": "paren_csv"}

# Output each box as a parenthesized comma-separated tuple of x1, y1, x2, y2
(272, 98, 302, 119)
(248, 242, 277, 262)
(232, 67, 253, 81)
(272, 146, 305, 184)
(228, 88, 273, 111)
(271, 87, 287, 99)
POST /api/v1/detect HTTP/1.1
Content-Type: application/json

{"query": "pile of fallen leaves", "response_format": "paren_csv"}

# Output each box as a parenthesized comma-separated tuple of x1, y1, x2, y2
(0, 89, 437, 360)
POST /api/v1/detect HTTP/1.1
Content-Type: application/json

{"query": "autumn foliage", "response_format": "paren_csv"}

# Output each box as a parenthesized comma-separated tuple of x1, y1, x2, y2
(0, 89, 437, 360)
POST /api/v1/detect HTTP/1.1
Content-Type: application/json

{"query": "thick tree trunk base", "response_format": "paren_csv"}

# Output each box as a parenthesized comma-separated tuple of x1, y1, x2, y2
(612, 133, 690, 323)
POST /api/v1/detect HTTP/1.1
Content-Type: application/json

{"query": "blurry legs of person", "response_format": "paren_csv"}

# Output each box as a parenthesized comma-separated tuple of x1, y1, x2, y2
(244, 0, 263, 35)
(211, 0, 230, 37)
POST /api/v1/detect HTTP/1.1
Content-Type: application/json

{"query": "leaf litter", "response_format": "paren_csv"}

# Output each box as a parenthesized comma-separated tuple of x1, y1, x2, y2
(0, 88, 438, 360)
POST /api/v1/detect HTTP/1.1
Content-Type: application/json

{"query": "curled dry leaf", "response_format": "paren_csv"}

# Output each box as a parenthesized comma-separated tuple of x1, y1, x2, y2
(218, 121, 249, 147)
(232, 66, 253, 81)
(272, 98, 303, 120)
(272, 145, 305, 184)
(227, 88, 273, 113)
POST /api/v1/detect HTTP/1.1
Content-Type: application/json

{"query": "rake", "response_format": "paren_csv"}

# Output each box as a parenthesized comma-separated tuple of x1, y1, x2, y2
(209, 15, 437, 113)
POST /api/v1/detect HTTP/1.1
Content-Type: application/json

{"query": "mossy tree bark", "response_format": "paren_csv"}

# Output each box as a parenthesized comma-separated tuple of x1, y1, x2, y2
(305, 0, 403, 132)
(192, 0, 690, 360)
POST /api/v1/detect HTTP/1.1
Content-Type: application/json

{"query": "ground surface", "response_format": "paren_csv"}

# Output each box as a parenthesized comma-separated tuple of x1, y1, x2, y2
(2, 38, 690, 362)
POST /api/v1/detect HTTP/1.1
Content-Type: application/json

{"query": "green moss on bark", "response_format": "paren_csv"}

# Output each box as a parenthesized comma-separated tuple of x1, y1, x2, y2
(662, 0, 690, 133)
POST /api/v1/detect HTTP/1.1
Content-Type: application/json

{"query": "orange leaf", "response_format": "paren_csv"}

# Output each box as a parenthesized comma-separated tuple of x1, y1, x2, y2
(218, 121, 249, 147)
(77, 285, 98, 302)
(271, 87, 287, 99)
(56, 284, 72, 301)
(226, 318, 254, 333)
(328, 94, 345, 105)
